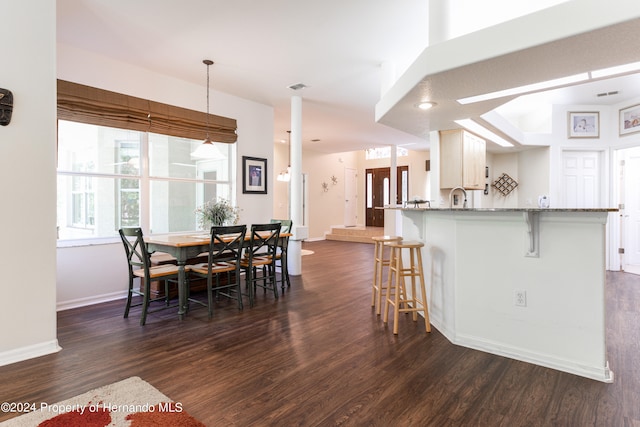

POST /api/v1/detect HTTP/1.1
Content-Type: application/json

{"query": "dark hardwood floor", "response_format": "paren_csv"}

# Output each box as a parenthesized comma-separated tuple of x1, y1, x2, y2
(1, 240, 640, 426)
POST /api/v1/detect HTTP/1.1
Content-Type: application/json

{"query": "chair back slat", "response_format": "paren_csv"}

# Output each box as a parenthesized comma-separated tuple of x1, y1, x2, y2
(119, 227, 152, 275)
(270, 219, 292, 250)
(207, 225, 247, 273)
(270, 219, 292, 234)
(246, 223, 281, 261)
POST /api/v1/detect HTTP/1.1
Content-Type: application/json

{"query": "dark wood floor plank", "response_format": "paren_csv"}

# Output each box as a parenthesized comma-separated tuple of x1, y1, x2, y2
(1, 241, 639, 426)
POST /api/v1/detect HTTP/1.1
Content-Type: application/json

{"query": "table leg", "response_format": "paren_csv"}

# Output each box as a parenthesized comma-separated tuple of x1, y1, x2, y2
(177, 262, 187, 319)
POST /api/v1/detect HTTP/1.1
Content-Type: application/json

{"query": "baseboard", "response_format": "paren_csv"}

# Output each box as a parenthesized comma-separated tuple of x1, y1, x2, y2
(57, 291, 127, 312)
(454, 333, 614, 383)
(0, 340, 61, 367)
(423, 313, 613, 383)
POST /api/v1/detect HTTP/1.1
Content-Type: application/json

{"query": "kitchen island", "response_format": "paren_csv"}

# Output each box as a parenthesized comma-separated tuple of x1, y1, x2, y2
(392, 207, 617, 382)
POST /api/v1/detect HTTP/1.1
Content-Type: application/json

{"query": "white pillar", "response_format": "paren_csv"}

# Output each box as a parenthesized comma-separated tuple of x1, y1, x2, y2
(428, 0, 451, 45)
(288, 95, 307, 275)
(380, 61, 397, 99)
(390, 144, 398, 206)
(384, 145, 401, 236)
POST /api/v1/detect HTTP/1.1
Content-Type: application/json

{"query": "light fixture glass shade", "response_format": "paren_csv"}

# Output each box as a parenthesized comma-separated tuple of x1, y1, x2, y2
(277, 166, 291, 182)
(191, 59, 223, 160)
(191, 139, 224, 159)
(277, 130, 291, 182)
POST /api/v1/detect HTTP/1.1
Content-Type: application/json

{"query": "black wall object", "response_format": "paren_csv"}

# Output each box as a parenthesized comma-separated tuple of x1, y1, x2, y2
(0, 88, 13, 126)
(425, 160, 430, 172)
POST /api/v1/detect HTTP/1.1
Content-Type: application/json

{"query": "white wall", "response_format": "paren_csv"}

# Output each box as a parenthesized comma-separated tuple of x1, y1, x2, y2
(518, 147, 550, 207)
(273, 147, 430, 240)
(56, 44, 274, 310)
(304, 150, 360, 239)
(360, 149, 431, 203)
(404, 209, 612, 381)
(0, 1, 60, 366)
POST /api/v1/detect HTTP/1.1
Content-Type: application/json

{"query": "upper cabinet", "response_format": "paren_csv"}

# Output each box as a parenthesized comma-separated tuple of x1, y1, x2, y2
(439, 130, 486, 190)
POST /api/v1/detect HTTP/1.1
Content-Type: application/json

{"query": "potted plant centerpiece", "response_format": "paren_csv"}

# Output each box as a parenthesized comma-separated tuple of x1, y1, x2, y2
(195, 197, 240, 231)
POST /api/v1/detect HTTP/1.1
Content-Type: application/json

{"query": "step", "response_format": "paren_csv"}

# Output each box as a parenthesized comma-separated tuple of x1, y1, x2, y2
(325, 226, 384, 244)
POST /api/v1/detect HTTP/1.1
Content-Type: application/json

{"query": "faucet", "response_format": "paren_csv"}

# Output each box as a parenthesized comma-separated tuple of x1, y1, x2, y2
(449, 186, 468, 208)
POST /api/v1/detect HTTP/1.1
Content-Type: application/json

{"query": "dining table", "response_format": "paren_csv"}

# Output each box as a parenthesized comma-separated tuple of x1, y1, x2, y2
(145, 231, 291, 319)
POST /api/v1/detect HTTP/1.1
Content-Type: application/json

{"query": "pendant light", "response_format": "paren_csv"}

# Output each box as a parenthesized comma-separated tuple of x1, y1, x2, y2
(191, 59, 223, 159)
(277, 131, 291, 182)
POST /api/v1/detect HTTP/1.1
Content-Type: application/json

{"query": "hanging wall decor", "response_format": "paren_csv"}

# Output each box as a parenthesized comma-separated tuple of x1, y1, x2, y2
(492, 173, 518, 196)
(0, 88, 13, 126)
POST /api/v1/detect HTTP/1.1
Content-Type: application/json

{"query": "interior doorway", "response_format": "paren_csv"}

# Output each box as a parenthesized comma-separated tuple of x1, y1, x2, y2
(560, 150, 603, 208)
(365, 166, 408, 227)
(617, 146, 640, 275)
(344, 168, 357, 227)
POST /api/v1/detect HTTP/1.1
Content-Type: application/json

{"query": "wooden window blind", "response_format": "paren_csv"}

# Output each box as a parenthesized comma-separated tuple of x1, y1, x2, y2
(57, 80, 237, 143)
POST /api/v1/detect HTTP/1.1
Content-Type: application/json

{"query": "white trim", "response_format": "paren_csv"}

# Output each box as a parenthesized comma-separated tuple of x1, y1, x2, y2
(427, 317, 613, 382)
(455, 333, 614, 383)
(0, 340, 62, 368)
(57, 291, 127, 312)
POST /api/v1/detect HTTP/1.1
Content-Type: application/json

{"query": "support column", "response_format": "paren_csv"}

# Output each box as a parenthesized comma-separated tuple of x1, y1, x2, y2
(288, 95, 307, 276)
(390, 144, 398, 206)
(428, 0, 451, 45)
(385, 145, 401, 236)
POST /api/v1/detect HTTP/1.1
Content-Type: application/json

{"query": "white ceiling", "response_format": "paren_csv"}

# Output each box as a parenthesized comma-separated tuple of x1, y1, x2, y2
(57, 0, 431, 153)
(376, 5, 640, 152)
(57, 1, 640, 154)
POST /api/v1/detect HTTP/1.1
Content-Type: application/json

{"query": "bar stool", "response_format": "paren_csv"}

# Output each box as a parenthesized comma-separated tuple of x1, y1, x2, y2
(371, 236, 402, 315)
(383, 240, 431, 334)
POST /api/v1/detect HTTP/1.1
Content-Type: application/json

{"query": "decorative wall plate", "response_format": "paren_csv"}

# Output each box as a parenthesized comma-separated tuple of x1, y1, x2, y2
(0, 88, 13, 126)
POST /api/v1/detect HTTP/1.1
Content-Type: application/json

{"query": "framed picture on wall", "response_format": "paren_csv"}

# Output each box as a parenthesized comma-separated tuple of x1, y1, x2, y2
(619, 104, 640, 136)
(242, 156, 267, 194)
(568, 112, 599, 138)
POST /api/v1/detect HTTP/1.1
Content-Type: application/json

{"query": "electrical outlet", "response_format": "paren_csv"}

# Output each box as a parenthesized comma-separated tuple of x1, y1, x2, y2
(514, 290, 527, 307)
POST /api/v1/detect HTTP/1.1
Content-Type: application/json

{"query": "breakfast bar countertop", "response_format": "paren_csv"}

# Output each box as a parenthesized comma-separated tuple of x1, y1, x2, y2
(393, 206, 615, 383)
(386, 206, 618, 212)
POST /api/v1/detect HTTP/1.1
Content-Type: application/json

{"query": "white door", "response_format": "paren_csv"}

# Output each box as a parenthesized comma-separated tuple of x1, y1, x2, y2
(622, 147, 640, 275)
(562, 151, 601, 208)
(344, 168, 357, 227)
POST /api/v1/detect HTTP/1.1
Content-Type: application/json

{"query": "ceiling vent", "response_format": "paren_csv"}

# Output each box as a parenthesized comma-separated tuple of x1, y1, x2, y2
(288, 83, 308, 91)
(596, 91, 619, 97)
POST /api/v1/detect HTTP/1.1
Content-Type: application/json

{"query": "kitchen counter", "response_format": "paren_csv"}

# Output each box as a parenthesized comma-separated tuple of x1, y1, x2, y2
(389, 206, 617, 212)
(392, 207, 616, 382)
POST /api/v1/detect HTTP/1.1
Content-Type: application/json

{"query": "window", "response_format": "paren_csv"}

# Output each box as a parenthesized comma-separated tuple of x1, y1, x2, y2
(57, 120, 234, 241)
(364, 146, 408, 160)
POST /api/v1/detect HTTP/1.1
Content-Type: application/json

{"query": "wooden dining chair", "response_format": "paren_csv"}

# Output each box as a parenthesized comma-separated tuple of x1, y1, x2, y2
(240, 223, 281, 306)
(270, 219, 292, 293)
(119, 227, 182, 326)
(188, 225, 247, 318)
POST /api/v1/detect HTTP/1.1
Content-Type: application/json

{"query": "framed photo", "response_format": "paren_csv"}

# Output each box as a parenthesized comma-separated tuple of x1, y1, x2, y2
(619, 104, 640, 136)
(242, 156, 267, 194)
(568, 112, 599, 138)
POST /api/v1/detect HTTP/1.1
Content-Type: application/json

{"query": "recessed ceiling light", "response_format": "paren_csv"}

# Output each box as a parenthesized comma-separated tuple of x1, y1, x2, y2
(455, 119, 514, 147)
(416, 101, 436, 110)
(457, 73, 589, 105)
(591, 61, 640, 78)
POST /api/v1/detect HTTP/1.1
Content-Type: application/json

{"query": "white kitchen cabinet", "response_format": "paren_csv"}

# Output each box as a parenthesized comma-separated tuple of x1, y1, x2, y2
(439, 129, 486, 190)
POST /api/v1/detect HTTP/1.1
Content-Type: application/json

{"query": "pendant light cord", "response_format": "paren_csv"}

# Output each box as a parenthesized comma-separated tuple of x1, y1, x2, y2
(203, 59, 214, 141)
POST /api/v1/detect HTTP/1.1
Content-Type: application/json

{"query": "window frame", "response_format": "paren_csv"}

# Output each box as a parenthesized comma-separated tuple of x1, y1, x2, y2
(57, 121, 236, 247)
